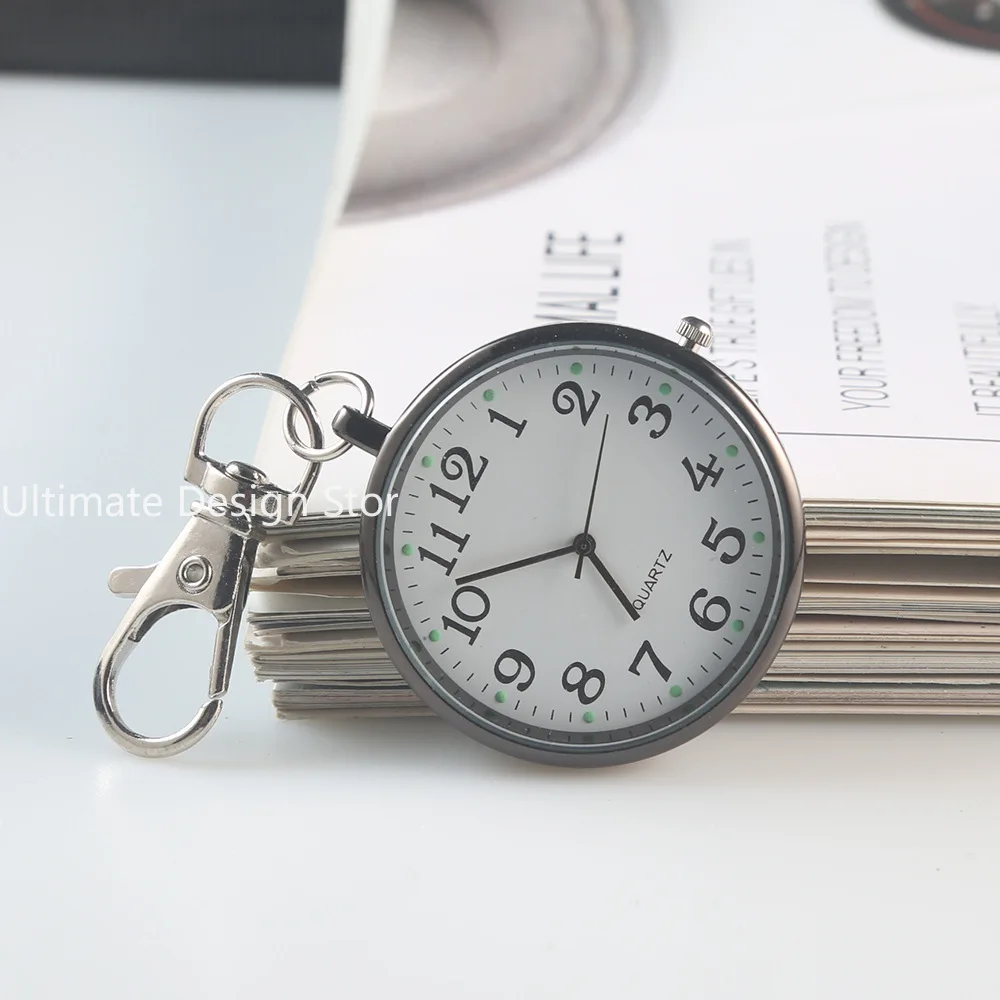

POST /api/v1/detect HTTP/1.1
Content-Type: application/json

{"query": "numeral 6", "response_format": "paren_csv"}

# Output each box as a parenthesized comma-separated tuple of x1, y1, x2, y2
(689, 589, 731, 631)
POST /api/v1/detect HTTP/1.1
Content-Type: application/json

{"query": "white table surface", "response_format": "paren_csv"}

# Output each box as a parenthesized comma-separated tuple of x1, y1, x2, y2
(4, 31, 1000, 1000)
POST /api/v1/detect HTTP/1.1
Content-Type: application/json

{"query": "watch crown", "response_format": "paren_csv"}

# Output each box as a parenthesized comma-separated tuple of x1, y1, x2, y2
(676, 316, 714, 353)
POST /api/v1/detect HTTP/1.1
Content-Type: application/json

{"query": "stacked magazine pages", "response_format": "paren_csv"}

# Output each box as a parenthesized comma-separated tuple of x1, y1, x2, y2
(246, 0, 1000, 718)
(247, 502, 1000, 717)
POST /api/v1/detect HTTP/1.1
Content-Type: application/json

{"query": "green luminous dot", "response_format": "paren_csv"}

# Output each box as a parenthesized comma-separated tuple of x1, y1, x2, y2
(401, 543, 414, 557)
(483, 388, 495, 402)
(658, 382, 672, 396)
(732, 619, 745, 633)
(421, 455, 434, 468)
(495, 690, 507, 704)
(726, 444, 739, 457)
(583, 710, 595, 724)
(669, 685, 683, 698)
(753, 531, 766, 544)
(428, 629, 441, 642)
(570, 362, 584, 375)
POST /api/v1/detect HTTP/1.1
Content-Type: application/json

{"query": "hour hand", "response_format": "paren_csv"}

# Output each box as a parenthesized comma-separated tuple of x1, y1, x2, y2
(455, 544, 576, 586)
(586, 549, 640, 622)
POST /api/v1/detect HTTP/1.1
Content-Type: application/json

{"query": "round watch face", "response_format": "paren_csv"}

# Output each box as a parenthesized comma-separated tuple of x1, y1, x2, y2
(361, 324, 803, 765)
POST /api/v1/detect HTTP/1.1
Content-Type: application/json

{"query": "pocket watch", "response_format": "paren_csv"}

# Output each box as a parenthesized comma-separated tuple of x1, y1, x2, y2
(94, 318, 804, 766)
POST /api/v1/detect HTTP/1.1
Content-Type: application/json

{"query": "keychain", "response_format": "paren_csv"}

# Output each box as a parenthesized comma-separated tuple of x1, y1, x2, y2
(95, 319, 804, 766)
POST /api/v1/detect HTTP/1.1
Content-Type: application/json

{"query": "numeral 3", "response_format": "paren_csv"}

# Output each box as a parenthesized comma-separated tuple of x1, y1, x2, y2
(627, 395, 671, 438)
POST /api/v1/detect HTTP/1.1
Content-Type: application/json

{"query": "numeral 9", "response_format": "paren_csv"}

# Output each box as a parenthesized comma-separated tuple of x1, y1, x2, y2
(494, 648, 536, 691)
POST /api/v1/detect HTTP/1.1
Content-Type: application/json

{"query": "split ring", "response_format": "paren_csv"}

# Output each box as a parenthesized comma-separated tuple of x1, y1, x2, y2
(283, 371, 376, 463)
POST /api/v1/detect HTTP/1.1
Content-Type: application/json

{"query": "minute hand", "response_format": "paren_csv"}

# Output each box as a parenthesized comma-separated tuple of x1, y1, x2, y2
(575, 413, 610, 579)
(455, 544, 576, 586)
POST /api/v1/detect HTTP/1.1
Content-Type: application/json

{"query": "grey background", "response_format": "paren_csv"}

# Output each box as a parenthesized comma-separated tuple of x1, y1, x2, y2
(0, 75, 340, 746)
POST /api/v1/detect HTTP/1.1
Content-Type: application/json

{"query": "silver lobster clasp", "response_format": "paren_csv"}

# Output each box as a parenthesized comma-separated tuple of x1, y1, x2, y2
(93, 373, 325, 758)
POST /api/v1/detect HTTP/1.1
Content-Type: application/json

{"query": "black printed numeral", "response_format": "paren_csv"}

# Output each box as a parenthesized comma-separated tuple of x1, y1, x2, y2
(488, 408, 527, 438)
(700, 517, 746, 564)
(442, 585, 490, 645)
(689, 589, 731, 631)
(627, 396, 672, 439)
(442, 446, 488, 491)
(417, 547, 456, 576)
(552, 381, 601, 426)
(494, 648, 536, 691)
(429, 483, 469, 514)
(682, 453, 723, 491)
(430, 523, 469, 553)
(561, 662, 606, 705)
(627, 639, 671, 684)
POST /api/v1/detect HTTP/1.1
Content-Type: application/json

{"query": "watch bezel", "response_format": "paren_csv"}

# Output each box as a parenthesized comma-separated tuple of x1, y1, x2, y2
(360, 322, 805, 767)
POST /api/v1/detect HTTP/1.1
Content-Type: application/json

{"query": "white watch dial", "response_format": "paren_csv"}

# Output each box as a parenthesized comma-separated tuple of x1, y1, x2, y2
(371, 333, 796, 761)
